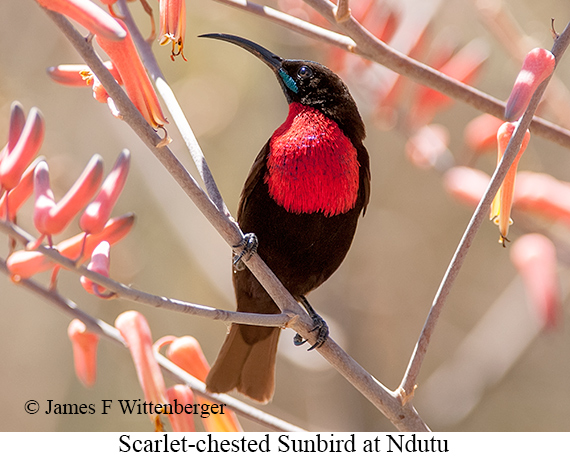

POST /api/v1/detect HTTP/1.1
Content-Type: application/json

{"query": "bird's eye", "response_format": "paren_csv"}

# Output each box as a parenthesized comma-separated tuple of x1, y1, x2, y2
(297, 66, 313, 79)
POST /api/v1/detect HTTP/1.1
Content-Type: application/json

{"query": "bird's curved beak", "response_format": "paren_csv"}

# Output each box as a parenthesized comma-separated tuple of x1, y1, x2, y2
(199, 33, 283, 72)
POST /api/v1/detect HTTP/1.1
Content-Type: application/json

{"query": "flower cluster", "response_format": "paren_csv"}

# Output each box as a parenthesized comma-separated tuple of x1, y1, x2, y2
(1, 102, 134, 296)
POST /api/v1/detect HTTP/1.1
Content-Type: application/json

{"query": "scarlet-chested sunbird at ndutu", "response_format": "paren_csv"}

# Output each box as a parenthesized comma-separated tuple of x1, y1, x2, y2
(201, 34, 371, 403)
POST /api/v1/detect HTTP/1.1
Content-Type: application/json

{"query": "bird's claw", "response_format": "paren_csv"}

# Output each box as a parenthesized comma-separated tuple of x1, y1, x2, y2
(293, 313, 329, 351)
(232, 233, 258, 270)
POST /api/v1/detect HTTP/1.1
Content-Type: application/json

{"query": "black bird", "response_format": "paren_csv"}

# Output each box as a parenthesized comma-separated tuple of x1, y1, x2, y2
(202, 34, 370, 403)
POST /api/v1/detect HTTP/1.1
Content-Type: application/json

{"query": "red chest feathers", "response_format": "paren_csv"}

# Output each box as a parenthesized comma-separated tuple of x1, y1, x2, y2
(266, 102, 360, 217)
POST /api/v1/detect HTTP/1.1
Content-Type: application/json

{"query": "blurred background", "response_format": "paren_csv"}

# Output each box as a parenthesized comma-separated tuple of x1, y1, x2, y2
(1, 0, 570, 431)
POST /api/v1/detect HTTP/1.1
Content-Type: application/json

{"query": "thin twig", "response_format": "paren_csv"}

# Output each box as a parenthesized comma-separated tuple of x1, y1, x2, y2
(0, 259, 303, 432)
(397, 21, 570, 401)
(212, 0, 354, 49)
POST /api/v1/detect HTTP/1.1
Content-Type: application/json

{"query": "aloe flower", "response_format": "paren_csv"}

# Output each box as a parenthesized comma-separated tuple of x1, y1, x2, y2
(490, 122, 530, 246)
(159, 0, 187, 61)
(96, 19, 168, 129)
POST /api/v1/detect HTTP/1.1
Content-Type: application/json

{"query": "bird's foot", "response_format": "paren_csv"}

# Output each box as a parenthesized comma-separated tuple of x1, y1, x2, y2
(293, 296, 329, 350)
(232, 233, 258, 270)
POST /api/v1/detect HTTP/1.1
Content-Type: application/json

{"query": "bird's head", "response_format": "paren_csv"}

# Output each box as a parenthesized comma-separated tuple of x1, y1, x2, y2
(200, 33, 365, 142)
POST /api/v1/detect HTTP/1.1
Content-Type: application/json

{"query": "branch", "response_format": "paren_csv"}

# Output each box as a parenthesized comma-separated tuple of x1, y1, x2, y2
(0, 258, 303, 432)
(215, 0, 570, 150)
(0, 219, 290, 329)
(398, 21, 570, 401)
(212, 0, 354, 48)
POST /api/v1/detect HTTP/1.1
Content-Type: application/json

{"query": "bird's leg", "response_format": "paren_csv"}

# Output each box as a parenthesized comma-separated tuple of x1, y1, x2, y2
(232, 232, 258, 270)
(293, 295, 329, 350)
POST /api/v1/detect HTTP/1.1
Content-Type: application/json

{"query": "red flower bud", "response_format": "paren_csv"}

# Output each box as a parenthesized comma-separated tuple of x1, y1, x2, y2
(0, 107, 44, 191)
(505, 48, 555, 121)
(80, 241, 114, 298)
(33, 156, 104, 238)
(0, 157, 43, 221)
(80, 149, 130, 235)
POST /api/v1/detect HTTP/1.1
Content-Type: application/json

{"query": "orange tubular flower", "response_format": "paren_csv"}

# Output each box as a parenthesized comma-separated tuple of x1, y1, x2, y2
(159, 0, 187, 61)
(47, 62, 122, 87)
(490, 122, 530, 246)
(95, 20, 168, 129)
(505, 48, 556, 121)
(5, 102, 26, 152)
(47, 64, 92, 86)
(6, 213, 135, 279)
(80, 149, 130, 235)
(0, 107, 45, 192)
(115, 311, 167, 429)
(33, 156, 104, 241)
(162, 336, 242, 432)
(80, 241, 114, 298)
(68, 319, 100, 387)
(36, 0, 126, 41)
(163, 336, 210, 381)
(166, 385, 196, 432)
(510, 234, 561, 329)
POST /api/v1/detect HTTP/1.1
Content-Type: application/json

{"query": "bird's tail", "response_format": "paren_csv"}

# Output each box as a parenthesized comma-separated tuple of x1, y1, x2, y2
(205, 324, 280, 404)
